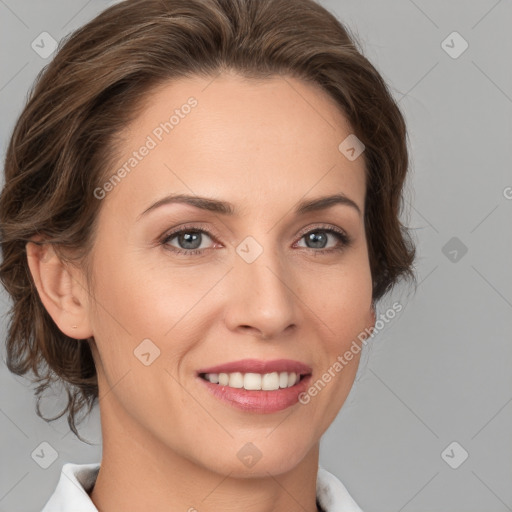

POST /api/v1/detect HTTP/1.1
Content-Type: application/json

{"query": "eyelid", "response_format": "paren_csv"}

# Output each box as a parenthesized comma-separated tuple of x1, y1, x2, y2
(160, 222, 222, 244)
(295, 223, 349, 240)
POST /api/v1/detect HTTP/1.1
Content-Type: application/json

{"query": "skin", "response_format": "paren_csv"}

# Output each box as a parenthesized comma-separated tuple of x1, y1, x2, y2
(26, 70, 375, 512)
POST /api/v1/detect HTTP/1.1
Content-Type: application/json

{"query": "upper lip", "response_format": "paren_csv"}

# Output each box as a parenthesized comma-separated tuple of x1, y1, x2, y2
(197, 358, 312, 376)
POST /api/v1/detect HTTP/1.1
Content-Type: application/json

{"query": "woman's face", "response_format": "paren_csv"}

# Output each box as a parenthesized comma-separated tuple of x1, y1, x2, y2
(84, 71, 374, 475)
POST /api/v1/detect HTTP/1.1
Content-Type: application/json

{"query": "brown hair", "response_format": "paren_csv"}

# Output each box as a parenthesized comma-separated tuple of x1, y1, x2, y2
(0, 0, 416, 441)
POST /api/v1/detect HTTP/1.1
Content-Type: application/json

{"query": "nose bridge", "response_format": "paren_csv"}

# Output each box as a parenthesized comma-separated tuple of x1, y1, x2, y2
(225, 233, 297, 337)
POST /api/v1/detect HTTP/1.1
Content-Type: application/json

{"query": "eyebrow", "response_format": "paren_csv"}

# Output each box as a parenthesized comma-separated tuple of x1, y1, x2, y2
(137, 192, 362, 221)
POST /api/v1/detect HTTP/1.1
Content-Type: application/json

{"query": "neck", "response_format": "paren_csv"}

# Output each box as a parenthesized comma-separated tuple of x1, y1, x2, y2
(89, 392, 321, 512)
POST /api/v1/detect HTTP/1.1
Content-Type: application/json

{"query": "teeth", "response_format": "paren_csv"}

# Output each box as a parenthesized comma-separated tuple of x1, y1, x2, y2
(262, 372, 279, 390)
(204, 371, 301, 390)
(244, 373, 261, 390)
(228, 372, 244, 388)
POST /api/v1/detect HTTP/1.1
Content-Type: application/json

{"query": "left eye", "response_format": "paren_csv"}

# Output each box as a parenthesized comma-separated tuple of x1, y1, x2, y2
(295, 229, 348, 250)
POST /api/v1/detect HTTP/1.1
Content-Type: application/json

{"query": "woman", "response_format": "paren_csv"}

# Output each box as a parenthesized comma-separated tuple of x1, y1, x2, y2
(0, 0, 416, 510)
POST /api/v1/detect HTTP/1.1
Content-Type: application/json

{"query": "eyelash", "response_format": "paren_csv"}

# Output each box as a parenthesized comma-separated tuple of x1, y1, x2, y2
(160, 223, 352, 257)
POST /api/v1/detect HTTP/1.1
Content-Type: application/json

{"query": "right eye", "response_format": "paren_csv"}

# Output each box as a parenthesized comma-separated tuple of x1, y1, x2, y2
(161, 225, 219, 256)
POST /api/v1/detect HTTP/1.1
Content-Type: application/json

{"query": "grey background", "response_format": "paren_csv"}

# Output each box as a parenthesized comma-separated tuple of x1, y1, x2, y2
(1, 0, 511, 511)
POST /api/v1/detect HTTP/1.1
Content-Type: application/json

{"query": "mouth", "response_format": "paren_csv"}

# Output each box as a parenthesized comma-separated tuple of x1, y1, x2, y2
(196, 359, 312, 413)
(196, 358, 312, 390)
(199, 371, 309, 390)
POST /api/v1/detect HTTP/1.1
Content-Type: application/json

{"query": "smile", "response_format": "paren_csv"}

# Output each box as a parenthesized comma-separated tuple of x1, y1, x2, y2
(196, 359, 313, 413)
(200, 371, 304, 390)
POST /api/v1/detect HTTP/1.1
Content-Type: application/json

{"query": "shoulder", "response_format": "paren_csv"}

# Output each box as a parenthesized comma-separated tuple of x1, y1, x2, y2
(41, 462, 100, 512)
(316, 465, 363, 512)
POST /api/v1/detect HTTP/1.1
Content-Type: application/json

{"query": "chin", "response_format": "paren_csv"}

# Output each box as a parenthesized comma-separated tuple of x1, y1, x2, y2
(203, 436, 314, 478)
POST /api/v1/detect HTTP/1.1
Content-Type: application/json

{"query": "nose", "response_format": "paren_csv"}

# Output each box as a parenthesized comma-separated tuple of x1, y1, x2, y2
(223, 243, 298, 340)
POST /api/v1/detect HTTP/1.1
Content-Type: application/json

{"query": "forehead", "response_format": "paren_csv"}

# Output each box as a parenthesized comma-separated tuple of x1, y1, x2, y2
(99, 72, 366, 221)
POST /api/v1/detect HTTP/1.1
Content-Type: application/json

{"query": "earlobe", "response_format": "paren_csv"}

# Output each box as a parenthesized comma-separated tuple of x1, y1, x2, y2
(25, 239, 93, 340)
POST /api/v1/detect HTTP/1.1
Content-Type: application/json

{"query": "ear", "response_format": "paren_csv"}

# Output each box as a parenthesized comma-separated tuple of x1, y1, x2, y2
(25, 237, 94, 340)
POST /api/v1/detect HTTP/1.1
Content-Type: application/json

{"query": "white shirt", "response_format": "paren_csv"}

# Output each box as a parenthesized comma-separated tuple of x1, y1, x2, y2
(41, 462, 363, 511)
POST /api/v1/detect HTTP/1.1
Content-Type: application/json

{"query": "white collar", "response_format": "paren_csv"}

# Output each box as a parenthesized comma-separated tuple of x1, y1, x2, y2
(41, 462, 363, 512)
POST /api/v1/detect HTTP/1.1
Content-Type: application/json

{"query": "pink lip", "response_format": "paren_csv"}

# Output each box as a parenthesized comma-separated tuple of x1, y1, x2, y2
(198, 374, 312, 413)
(196, 358, 312, 375)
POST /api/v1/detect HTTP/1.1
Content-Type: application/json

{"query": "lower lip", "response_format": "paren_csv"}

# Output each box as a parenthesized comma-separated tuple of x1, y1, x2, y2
(198, 375, 312, 413)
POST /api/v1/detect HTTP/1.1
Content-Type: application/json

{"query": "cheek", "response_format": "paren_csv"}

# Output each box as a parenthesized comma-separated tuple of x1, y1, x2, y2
(307, 260, 373, 336)
(87, 246, 216, 376)
(303, 259, 372, 412)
